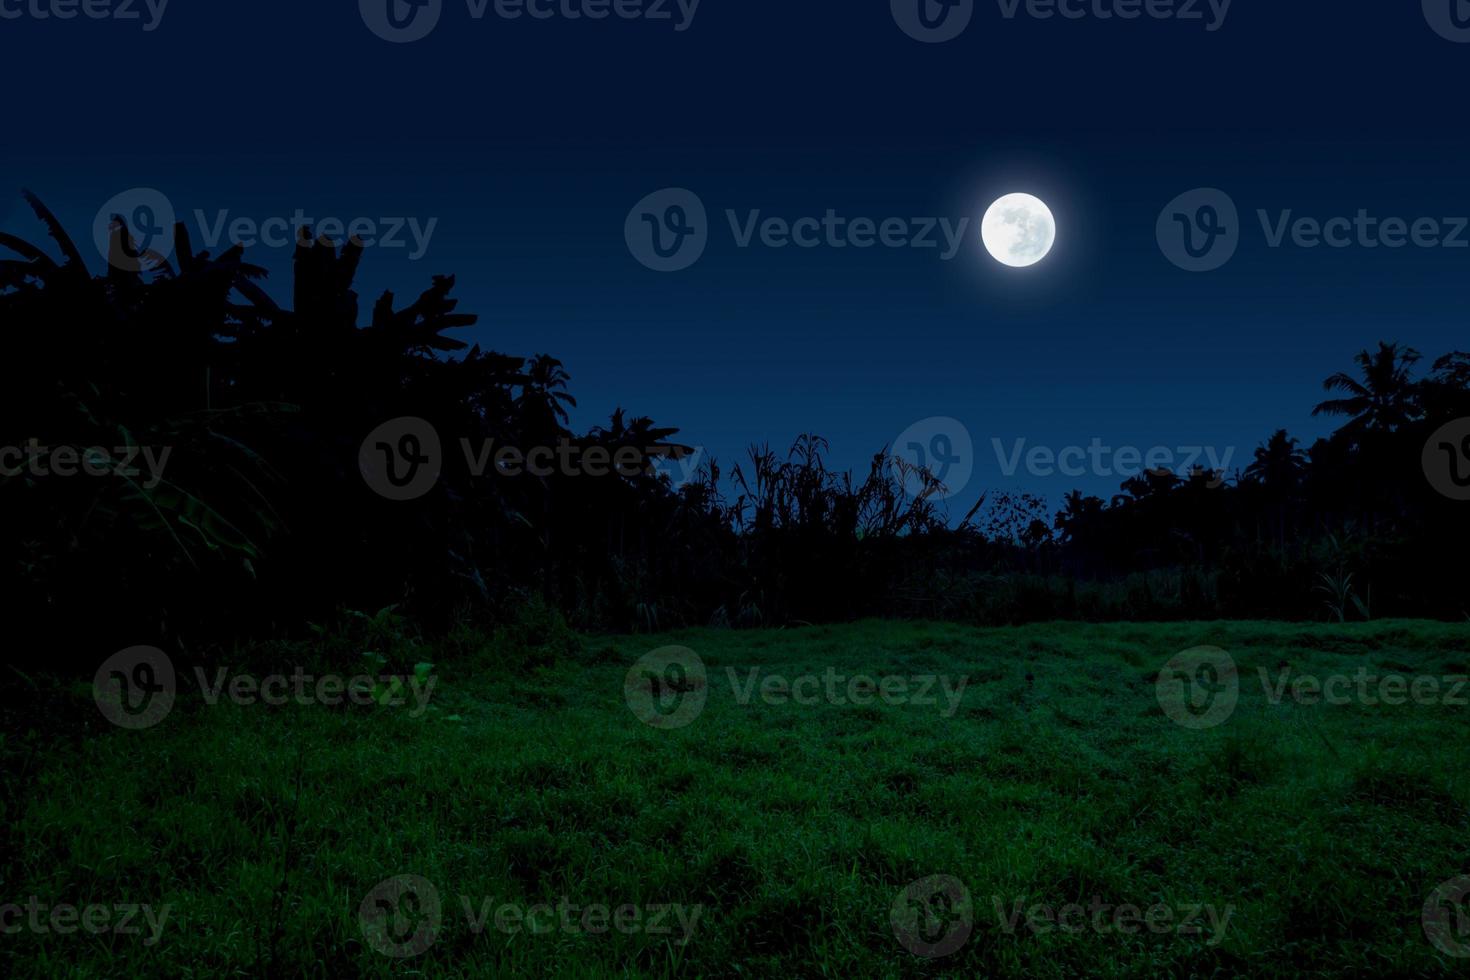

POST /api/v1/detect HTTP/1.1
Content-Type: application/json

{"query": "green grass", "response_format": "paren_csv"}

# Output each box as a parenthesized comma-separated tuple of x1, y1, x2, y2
(4, 620, 1470, 977)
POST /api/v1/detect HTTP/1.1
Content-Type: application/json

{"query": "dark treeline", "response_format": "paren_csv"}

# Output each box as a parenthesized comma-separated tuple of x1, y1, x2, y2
(3, 195, 1467, 665)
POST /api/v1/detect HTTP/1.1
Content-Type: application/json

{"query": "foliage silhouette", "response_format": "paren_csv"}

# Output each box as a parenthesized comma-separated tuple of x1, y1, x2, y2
(3, 195, 1469, 664)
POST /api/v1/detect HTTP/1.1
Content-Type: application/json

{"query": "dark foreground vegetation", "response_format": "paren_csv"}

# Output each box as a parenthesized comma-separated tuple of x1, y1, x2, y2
(3, 194, 1468, 665)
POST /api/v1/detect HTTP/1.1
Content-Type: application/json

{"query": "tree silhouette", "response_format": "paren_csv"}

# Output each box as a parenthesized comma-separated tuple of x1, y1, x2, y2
(518, 354, 576, 429)
(1244, 429, 1305, 551)
(1312, 342, 1423, 437)
(5, 191, 1470, 654)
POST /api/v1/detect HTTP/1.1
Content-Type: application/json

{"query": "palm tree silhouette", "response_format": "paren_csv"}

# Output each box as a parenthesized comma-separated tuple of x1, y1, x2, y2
(1244, 429, 1305, 550)
(1245, 429, 1305, 488)
(516, 354, 577, 437)
(1312, 342, 1422, 437)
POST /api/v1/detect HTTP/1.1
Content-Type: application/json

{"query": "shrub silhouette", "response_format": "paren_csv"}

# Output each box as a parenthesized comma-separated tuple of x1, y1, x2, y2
(3, 193, 1469, 664)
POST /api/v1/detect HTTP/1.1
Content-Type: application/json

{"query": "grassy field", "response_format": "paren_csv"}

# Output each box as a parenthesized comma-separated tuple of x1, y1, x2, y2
(4, 619, 1470, 977)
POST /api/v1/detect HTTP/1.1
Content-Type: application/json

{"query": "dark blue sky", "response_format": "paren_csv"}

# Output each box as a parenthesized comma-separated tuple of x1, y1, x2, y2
(4, 1, 1468, 505)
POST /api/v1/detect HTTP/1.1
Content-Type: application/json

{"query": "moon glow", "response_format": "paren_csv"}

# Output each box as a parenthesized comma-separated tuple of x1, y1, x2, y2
(981, 193, 1056, 268)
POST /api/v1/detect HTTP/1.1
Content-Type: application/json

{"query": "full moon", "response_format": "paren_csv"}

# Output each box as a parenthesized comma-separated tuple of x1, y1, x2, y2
(980, 193, 1056, 268)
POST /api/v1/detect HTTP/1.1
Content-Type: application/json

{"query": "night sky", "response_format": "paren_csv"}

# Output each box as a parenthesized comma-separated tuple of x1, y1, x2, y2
(4, 0, 1467, 504)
